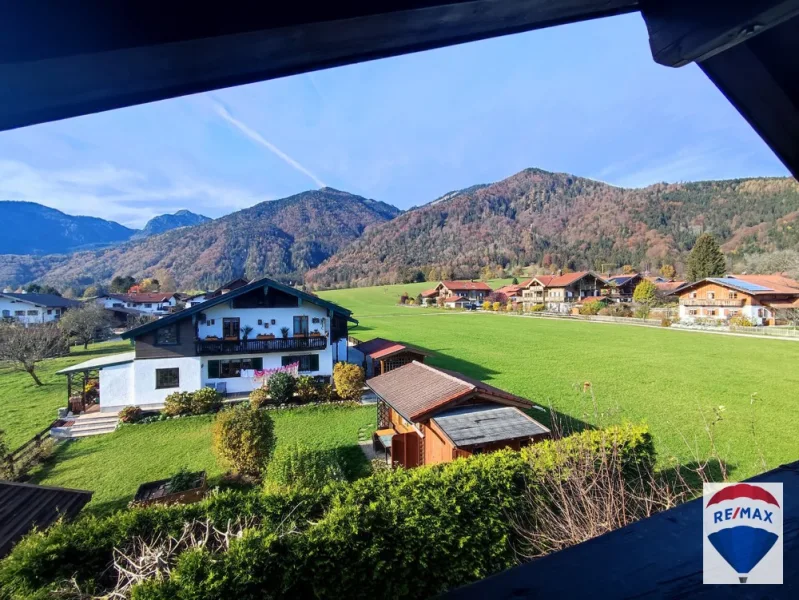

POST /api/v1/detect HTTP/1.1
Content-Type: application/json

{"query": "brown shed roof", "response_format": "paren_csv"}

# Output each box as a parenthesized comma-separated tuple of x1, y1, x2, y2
(440, 281, 492, 292)
(366, 361, 532, 422)
(0, 481, 92, 558)
(355, 337, 431, 360)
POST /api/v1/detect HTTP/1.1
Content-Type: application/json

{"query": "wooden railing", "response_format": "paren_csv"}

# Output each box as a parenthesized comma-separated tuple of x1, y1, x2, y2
(681, 298, 744, 307)
(3, 420, 58, 479)
(195, 336, 327, 355)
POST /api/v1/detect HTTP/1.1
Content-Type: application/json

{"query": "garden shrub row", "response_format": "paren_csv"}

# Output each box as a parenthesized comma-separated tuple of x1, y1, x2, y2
(0, 424, 654, 599)
(164, 388, 223, 417)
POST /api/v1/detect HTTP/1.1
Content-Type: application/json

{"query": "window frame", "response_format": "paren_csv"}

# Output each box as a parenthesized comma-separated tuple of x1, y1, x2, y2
(155, 368, 180, 389)
(207, 357, 263, 379)
(222, 317, 240, 339)
(293, 315, 309, 336)
(282, 354, 319, 372)
(154, 323, 179, 346)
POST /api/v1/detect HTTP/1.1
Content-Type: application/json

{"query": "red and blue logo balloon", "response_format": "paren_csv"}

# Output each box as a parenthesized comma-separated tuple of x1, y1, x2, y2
(704, 483, 781, 583)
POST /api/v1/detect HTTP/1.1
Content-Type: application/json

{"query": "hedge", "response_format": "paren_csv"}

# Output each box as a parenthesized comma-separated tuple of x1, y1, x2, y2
(0, 424, 654, 599)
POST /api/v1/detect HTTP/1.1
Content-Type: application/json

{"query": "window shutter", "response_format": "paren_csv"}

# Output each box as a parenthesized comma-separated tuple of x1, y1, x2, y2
(310, 354, 319, 372)
(208, 360, 220, 378)
(253, 357, 263, 370)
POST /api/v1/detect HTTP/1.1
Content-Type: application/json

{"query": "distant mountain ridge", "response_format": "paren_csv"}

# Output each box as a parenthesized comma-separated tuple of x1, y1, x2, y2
(131, 210, 211, 239)
(0, 201, 136, 255)
(0, 189, 400, 291)
(305, 168, 799, 288)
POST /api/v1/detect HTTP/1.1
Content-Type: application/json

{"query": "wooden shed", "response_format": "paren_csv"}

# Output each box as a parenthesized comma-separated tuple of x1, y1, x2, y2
(355, 337, 431, 377)
(368, 361, 549, 468)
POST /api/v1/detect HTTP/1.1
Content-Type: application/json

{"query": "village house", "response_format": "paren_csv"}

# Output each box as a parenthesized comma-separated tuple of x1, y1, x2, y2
(0, 292, 81, 324)
(60, 277, 354, 413)
(429, 280, 493, 304)
(494, 281, 530, 304)
(368, 361, 550, 468)
(350, 337, 430, 377)
(97, 292, 181, 316)
(521, 271, 608, 313)
(676, 274, 799, 325)
(606, 273, 642, 302)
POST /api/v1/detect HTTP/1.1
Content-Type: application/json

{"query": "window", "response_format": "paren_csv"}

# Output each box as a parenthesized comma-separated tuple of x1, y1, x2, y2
(282, 354, 319, 372)
(707, 292, 715, 300)
(27, 310, 38, 316)
(728, 291, 738, 299)
(14, 310, 24, 316)
(144, 303, 153, 308)
(293, 315, 309, 336)
(155, 323, 179, 345)
(155, 368, 180, 389)
(207, 357, 263, 378)
(689, 309, 699, 316)
(690, 291, 697, 299)
(2, 310, 9, 317)
(47, 309, 52, 315)
(223, 318, 240, 339)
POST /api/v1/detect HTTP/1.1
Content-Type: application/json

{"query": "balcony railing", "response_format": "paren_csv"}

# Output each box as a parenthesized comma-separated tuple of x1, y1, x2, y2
(195, 336, 327, 355)
(681, 298, 744, 307)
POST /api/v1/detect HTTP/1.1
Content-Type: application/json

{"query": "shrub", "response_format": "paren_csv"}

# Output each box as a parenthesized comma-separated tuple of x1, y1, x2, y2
(316, 383, 340, 403)
(482, 300, 492, 311)
(632, 280, 658, 305)
(660, 317, 672, 327)
(265, 444, 346, 491)
(249, 387, 270, 409)
(119, 405, 143, 423)
(634, 305, 651, 319)
(492, 301, 501, 311)
(333, 362, 364, 402)
(1, 424, 654, 599)
(729, 314, 754, 327)
(190, 387, 222, 414)
(579, 300, 603, 315)
(296, 375, 318, 403)
(528, 303, 545, 312)
(166, 466, 199, 494)
(267, 372, 296, 404)
(163, 391, 193, 416)
(212, 405, 276, 478)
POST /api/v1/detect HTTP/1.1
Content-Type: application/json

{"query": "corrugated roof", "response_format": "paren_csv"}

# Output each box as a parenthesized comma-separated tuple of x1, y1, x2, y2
(432, 404, 549, 447)
(0, 481, 92, 558)
(56, 351, 134, 374)
(0, 293, 81, 309)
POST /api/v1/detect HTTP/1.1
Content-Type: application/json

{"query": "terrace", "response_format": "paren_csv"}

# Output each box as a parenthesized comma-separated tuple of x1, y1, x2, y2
(681, 298, 745, 307)
(195, 336, 327, 355)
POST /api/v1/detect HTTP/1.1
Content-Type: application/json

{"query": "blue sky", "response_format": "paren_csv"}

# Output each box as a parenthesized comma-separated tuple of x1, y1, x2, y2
(0, 13, 789, 228)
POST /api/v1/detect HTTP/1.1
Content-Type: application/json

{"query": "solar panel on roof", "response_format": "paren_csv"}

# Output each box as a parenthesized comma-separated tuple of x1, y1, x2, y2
(711, 278, 772, 292)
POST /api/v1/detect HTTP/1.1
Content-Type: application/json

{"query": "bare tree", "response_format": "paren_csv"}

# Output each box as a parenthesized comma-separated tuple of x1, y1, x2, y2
(0, 323, 67, 386)
(59, 303, 111, 349)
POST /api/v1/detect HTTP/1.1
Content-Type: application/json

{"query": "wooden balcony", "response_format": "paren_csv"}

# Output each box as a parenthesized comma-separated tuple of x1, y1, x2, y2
(681, 298, 744, 307)
(195, 336, 327, 355)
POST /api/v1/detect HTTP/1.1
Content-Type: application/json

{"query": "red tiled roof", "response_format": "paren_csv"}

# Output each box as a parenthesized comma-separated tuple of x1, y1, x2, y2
(440, 280, 492, 291)
(420, 288, 439, 297)
(110, 292, 174, 303)
(655, 281, 685, 293)
(367, 361, 532, 422)
(444, 295, 469, 303)
(495, 285, 524, 296)
(355, 337, 431, 360)
(578, 296, 606, 303)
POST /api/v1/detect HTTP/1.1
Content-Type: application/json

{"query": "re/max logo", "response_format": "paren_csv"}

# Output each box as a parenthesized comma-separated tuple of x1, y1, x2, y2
(713, 506, 774, 524)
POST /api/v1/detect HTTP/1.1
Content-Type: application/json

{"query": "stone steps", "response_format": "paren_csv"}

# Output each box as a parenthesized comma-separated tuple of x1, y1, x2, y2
(51, 413, 119, 439)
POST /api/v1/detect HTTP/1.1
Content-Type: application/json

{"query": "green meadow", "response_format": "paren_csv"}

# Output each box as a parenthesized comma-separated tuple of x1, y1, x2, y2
(320, 282, 799, 480)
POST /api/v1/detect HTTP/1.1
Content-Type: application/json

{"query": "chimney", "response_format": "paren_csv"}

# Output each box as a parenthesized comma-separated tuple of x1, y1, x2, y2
(558, 269, 563, 276)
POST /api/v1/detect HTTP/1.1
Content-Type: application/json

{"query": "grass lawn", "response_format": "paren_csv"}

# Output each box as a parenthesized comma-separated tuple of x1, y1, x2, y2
(0, 340, 132, 449)
(320, 282, 799, 481)
(30, 404, 376, 514)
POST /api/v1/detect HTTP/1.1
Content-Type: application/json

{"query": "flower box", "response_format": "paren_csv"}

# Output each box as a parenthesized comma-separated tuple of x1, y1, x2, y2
(131, 471, 207, 508)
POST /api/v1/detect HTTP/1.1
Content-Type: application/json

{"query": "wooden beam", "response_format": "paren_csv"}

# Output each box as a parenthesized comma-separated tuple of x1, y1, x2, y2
(640, 0, 799, 67)
(0, 0, 638, 131)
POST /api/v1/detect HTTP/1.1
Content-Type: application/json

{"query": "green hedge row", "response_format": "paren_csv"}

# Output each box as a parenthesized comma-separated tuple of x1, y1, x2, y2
(0, 424, 654, 600)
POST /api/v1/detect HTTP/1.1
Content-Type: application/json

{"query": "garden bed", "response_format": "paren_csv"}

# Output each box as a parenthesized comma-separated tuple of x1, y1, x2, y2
(131, 471, 207, 507)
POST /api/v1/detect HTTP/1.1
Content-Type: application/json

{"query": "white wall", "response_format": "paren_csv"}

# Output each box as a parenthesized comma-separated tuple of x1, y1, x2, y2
(129, 356, 203, 407)
(197, 301, 330, 340)
(99, 362, 133, 411)
(0, 297, 62, 324)
(99, 297, 170, 315)
(678, 303, 769, 325)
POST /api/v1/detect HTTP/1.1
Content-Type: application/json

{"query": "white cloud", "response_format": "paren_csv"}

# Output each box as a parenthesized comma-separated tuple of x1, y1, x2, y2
(212, 100, 326, 189)
(0, 159, 270, 228)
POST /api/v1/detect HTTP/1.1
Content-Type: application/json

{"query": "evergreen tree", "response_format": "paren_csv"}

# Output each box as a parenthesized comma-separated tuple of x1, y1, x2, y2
(686, 233, 726, 281)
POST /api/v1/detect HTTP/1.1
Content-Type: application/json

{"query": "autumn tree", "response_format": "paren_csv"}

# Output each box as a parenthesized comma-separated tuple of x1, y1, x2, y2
(59, 303, 111, 349)
(659, 264, 677, 280)
(153, 269, 177, 293)
(24, 284, 61, 296)
(621, 265, 635, 274)
(687, 233, 726, 281)
(632, 280, 658, 305)
(110, 275, 136, 293)
(138, 278, 160, 292)
(0, 323, 67, 386)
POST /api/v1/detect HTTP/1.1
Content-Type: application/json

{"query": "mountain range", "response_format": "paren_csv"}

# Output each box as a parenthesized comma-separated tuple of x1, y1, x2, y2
(0, 201, 210, 254)
(0, 189, 399, 291)
(1, 169, 798, 292)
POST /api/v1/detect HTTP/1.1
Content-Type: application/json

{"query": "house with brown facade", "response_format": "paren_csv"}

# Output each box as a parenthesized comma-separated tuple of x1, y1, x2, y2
(353, 337, 430, 377)
(427, 280, 492, 304)
(676, 274, 799, 325)
(606, 273, 642, 302)
(521, 271, 608, 313)
(368, 361, 550, 468)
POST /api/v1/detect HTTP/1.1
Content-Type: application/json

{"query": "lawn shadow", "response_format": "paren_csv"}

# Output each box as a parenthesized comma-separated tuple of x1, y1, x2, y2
(658, 458, 736, 496)
(27, 440, 100, 484)
(70, 344, 132, 358)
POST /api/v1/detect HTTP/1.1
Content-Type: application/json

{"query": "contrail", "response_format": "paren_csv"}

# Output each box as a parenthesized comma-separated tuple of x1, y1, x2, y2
(213, 101, 326, 188)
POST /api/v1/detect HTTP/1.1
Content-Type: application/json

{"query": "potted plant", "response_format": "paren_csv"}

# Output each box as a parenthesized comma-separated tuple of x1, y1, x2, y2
(242, 325, 254, 340)
(310, 329, 322, 337)
(280, 326, 289, 339)
(256, 333, 275, 340)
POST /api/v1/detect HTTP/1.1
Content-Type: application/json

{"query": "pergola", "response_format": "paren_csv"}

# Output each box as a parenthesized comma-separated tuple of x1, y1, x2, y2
(55, 352, 134, 414)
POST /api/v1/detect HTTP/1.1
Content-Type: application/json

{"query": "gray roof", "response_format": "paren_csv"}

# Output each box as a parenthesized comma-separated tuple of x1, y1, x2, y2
(56, 351, 134, 374)
(0, 293, 81, 309)
(432, 404, 549, 448)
